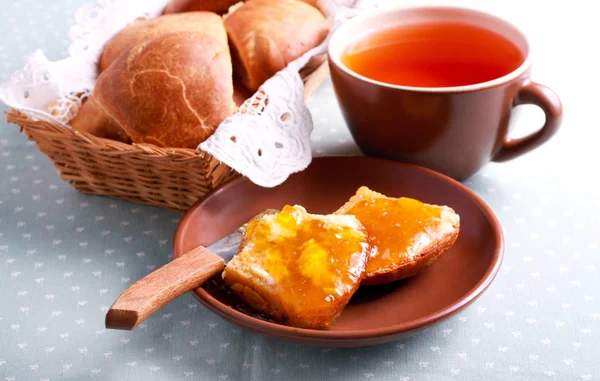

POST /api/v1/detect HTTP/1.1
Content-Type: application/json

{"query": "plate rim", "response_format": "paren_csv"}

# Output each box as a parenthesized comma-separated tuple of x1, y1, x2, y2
(173, 156, 505, 342)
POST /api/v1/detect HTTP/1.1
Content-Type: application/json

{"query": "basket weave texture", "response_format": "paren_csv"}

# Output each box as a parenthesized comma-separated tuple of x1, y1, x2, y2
(5, 63, 329, 213)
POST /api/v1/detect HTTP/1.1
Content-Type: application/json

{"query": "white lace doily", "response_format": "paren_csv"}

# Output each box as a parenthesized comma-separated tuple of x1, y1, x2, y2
(0, 0, 381, 188)
(0, 0, 170, 125)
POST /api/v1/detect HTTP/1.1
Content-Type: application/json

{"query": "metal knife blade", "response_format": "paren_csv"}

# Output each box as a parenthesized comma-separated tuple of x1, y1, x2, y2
(207, 209, 279, 263)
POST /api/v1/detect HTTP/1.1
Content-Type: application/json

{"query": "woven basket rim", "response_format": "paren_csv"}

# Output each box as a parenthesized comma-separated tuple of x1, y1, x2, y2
(4, 56, 329, 157)
(6, 109, 213, 160)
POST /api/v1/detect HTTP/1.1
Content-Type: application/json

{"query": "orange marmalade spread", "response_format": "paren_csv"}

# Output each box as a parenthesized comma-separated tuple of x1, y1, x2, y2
(343, 196, 458, 274)
(226, 205, 370, 324)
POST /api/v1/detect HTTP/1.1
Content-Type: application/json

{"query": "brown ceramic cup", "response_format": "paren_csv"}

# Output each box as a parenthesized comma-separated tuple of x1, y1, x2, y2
(328, 6, 563, 180)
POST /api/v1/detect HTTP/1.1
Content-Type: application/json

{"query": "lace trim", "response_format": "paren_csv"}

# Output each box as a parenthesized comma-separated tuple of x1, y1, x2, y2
(0, 0, 168, 124)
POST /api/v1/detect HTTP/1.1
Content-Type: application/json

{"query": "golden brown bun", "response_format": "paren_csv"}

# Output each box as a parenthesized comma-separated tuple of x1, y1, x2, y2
(163, 0, 323, 16)
(163, 0, 241, 14)
(223, 205, 370, 329)
(224, 0, 330, 92)
(336, 187, 460, 285)
(69, 98, 132, 143)
(298, 0, 320, 9)
(99, 12, 227, 73)
(94, 31, 236, 149)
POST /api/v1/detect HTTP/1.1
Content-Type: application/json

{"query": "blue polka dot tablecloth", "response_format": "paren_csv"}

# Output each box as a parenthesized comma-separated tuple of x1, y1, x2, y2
(1, 0, 598, 380)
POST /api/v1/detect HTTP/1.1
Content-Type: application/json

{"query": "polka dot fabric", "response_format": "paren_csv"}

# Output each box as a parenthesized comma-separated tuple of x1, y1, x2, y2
(1, 0, 598, 380)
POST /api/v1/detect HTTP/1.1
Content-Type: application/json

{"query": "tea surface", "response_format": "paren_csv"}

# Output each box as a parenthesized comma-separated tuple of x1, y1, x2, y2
(342, 22, 524, 87)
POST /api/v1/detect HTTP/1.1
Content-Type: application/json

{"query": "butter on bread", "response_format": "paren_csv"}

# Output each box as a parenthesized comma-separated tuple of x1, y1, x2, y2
(223, 205, 370, 329)
(99, 12, 228, 73)
(94, 31, 235, 148)
(336, 187, 460, 285)
(224, 0, 330, 92)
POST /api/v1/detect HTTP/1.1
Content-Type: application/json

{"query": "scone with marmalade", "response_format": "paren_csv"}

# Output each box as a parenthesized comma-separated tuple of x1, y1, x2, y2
(336, 187, 460, 285)
(223, 205, 370, 329)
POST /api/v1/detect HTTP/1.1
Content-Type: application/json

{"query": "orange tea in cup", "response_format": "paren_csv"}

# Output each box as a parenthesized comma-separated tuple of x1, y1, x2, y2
(341, 22, 525, 88)
(328, 7, 562, 180)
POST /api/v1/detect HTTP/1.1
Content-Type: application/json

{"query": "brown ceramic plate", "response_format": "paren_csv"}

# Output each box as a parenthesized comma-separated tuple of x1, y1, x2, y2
(173, 156, 503, 347)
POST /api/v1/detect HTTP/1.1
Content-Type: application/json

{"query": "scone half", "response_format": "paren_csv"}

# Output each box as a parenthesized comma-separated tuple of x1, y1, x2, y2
(336, 186, 460, 285)
(223, 205, 370, 329)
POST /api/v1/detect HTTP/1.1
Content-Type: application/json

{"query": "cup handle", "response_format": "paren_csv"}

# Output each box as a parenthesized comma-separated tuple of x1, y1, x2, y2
(492, 81, 563, 162)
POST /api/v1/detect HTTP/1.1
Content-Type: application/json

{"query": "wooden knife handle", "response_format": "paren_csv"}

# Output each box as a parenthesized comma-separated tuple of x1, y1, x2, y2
(105, 245, 224, 330)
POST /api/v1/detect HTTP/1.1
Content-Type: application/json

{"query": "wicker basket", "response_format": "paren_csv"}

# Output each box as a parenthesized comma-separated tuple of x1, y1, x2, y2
(5, 62, 329, 213)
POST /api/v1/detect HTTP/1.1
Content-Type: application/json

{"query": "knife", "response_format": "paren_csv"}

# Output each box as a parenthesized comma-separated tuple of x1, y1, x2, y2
(105, 209, 278, 330)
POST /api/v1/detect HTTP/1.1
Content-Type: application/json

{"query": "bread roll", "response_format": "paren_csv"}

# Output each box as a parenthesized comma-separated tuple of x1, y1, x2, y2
(163, 0, 320, 15)
(70, 98, 131, 143)
(94, 31, 236, 149)
(99, 12, 227, 73)
(163, 0, 241, 15)
(298, 0, 320, 9)
(224, 0, 330, 92)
